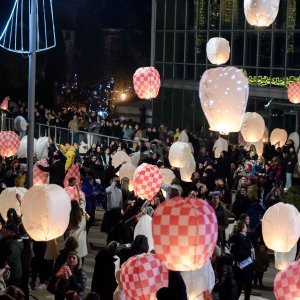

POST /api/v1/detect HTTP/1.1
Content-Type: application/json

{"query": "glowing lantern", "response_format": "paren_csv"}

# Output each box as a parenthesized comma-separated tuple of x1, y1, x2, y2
(0, 131, 20, 158)
(252, 140, 264, 156)
(0, 96, 9, 110)
(133, 67, 161, 99)
(119, 162, 136, 191)
(177, 130, 189, 143)
(199, 67, 249, 134)
(17, 136, 37, 158)
(64, 185, 85, 203)
(133, 163, 162, 200)
(180, 153, 196, 182)
(288, 82, 300, 104)
(270, 128, 287, 148)
(274, 243, 297, 271)
(262, 126, 269, 143)
(21, 184, 71, 241)
(206, 37, 230, 65)
(36, 137, 49, 160)
(152, 196, 218, 271)
(169, 142, 191, 168)
(213, 137, 228, 159)
(64, 163, 81, 187)
(274, 260, 300, 300)
(241, 112, 265, 143)
(130, 151, 141, 167)
(244, 0, 280, 27)
(112, 150, 131, 168)
(160, 168, 175, 185)
(33, 159, 49, 186)
(288, 132, 300, 151)
(0, 187, 27, 221)
(14, 116, 27, 132)
(120, 253, 168, 300)
(262, 202, 300, 252)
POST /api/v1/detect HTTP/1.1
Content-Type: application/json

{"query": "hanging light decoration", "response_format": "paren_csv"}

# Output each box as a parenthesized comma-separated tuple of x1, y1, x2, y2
(270, 128, 288, 148)
(262, 202, 300, 252)
(288, 82, 300, 104)
(274, 243, 297, 271)
(133, 67, 161, 99)
(199, 67, 249, 135)
(274, 260, 300, 300)
(169, 142, 191, 168)
(240, 112, 265, 143)
(244, 0, 280, 27)
(152, 196, 218, 271)
(0, 131, 20, 158)
(180, 153, 196, 182)
(21, 184, 71, 241)
(206, 37, 230, 65)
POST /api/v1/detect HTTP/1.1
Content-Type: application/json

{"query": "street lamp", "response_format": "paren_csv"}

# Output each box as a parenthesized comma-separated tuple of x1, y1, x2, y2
(120, 92, 127, 101)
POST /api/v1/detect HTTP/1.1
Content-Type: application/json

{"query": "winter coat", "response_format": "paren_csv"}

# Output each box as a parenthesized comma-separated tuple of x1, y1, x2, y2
(38, 159, 66, 187)
(232, 193, 251, 219)
(228, 232, 253, 263)
(60, 145, 76, 171)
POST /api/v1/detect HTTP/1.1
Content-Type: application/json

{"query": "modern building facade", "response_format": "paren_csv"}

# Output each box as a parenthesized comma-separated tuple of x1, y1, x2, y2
(151, 0, 300, 135)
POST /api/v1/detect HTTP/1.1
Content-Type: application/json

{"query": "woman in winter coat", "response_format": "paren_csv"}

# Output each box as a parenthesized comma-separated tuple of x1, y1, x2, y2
(284, 146, 297, 191)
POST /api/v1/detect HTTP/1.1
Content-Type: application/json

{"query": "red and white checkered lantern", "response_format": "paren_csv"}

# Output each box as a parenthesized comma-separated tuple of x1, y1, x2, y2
(120, 253, 168, 300)
(133, 163, 162, 200)
(152, 196, 218, 271)
(64, 185, 85, 203)
(0, 96, 9, 110)
(288, 82, 300, 104)
(274, 260, 300, 300)
(64, 163, 81, 187)
(133, 67, 161, 99)
(33, 159, 49, 186)
(0, 131, 20, 158)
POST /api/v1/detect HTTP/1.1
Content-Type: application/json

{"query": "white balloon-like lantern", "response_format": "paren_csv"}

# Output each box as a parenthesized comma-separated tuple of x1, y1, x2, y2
(274, 243, 297, 271)
(177, 130, 189, 143)
(180, 153, 196, 182)
(119, 162, 136, 191)
(36, 137, 49, 160)
(169, 142, 191, 168)
(21, 184, 71, 241)
(262, 126, 269, 143)
(288, 132, 300, 151)
(288, 82, 300, 104)
(14, 116, 27, 132)
(241, 112, 265, 143)
(244, 0, 280, 27)
(262, 202, 300, 252)
(213, 137, 228, 159)
(0, 131, 20, 158)
(206, 37, 230, 65)
(270, 128, 288, 148)
(199, 67, 249, 135)
(160, 168, 175, 185)
(17, 136, 37, 158)
(251, 140, 264, 156)
(112, 150, 131, 168)
(0, 187, 27, 221)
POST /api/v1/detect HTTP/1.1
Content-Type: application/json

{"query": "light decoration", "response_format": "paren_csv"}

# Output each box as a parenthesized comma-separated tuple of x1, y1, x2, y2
(274, 243, 297, 271)
(274, 260, 300, 300)
(270, 128, 288, 148)
(199, 66, 249, 135)
(262, 202, 300, 252)
(180, 153, 196, 182)
(240, 112, 265, 143)
(0, 187, 27, 221)
(169, 142, 191, 168)
(152, 196, 218, 271)
(17, 136, 37, 158)
(288, 132, 300, 151)
(246, 75, 300, 88)
(120, 253, 168, 300)
(288, 82, 300, 104)
(206, 37, 230, 65)
(0, 131, 20, 158)
(133, 163, 162, 200)
(244, 0, 280, 27)
(112, 150, 131, 168)
(133, 67, 161, 99)
(0, 0, 56, 53)
(21, 184, 71, 241)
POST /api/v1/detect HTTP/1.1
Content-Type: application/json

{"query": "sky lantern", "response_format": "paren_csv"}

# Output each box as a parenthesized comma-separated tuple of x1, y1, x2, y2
(274, 260, 300, 300)
(152, 196, 218, 271)
(119, 162, 136, 191)
(133, 163, 162, 200)
(21, 184, 71, 241)
(112, 150, 131, 168)
(33, 159, 49, 186)
(206, 37, 230, 65)
(240, 112, 265, 143)
(262, 202, 300, 252)
(199, 67, 249, 135)
(120, 253, 168, 300)
(288, 82, 300, 104)
(274, 243, 297, 271)
(17, 136, 37, 158)
(262, 126, 269, 143)
(36, 137, 49, 160)
(0, 131, 20, 158)
(14, 116, 27, 133)
(0, 96, 9, 110)
(169, 141, 191, 168)
(180, 153, 196, 182)
(244, 0, 280, 27)
(133, 67, 161, 99)
(64, 163, 81, 187)
(213, 137, 228, 159)
(270, 128, 288, 148)
(160, 168, 175, 185)
(288, 132, 300, 151)
(252, 140, 264, 156)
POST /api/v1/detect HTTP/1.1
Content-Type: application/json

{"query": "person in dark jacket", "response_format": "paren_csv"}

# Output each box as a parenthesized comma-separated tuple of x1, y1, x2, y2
(91, 241, 118, 300)
(232, 187, 251, 220)
(228, 221, 255, 300)
(284, 146, 297, 191)
(247, 200, 265, 231)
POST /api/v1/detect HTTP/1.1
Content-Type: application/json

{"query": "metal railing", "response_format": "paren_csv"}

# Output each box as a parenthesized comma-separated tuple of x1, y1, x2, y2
(4, 117, 135, 149)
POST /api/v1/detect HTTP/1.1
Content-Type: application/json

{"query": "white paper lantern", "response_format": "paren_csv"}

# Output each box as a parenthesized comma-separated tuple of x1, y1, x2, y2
(288, 132, 300, 151)
(130, 151, 140, 167)
(36, 137, 49, 160)
(177, 130, 189, 143)
(206, 37, 230, 65)
(244, 0, 280, 27)
(199, 67, 249, 134)
(180, 153, 196, 182)
(14, 116, 27, 132)
(119, 162, 136, 191)
(251, 140, 264, 156)
(288, 82, 300, 104)
(17, 136, 37, 158)
(112, 150, 131, 168)
(241, 112, 265, 143)
(262, 126, 269, 143)
(160, 168, 176, 185)
(213, 137, 228, 159)
(270, 128, 288, 148)
(275, 243, 297, 271)
(262, 202, 300, 252)
(169, 142, 191, 168)
(21, 184, 71, 241)
(0, 187, 27, 221)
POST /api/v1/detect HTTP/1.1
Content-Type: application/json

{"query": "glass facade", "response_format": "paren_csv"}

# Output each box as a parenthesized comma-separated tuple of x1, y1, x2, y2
(153, 0, 300, 133)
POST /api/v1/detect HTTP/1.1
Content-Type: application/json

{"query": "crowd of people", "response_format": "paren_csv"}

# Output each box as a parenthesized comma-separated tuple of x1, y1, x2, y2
(0, 98, 299, 300)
